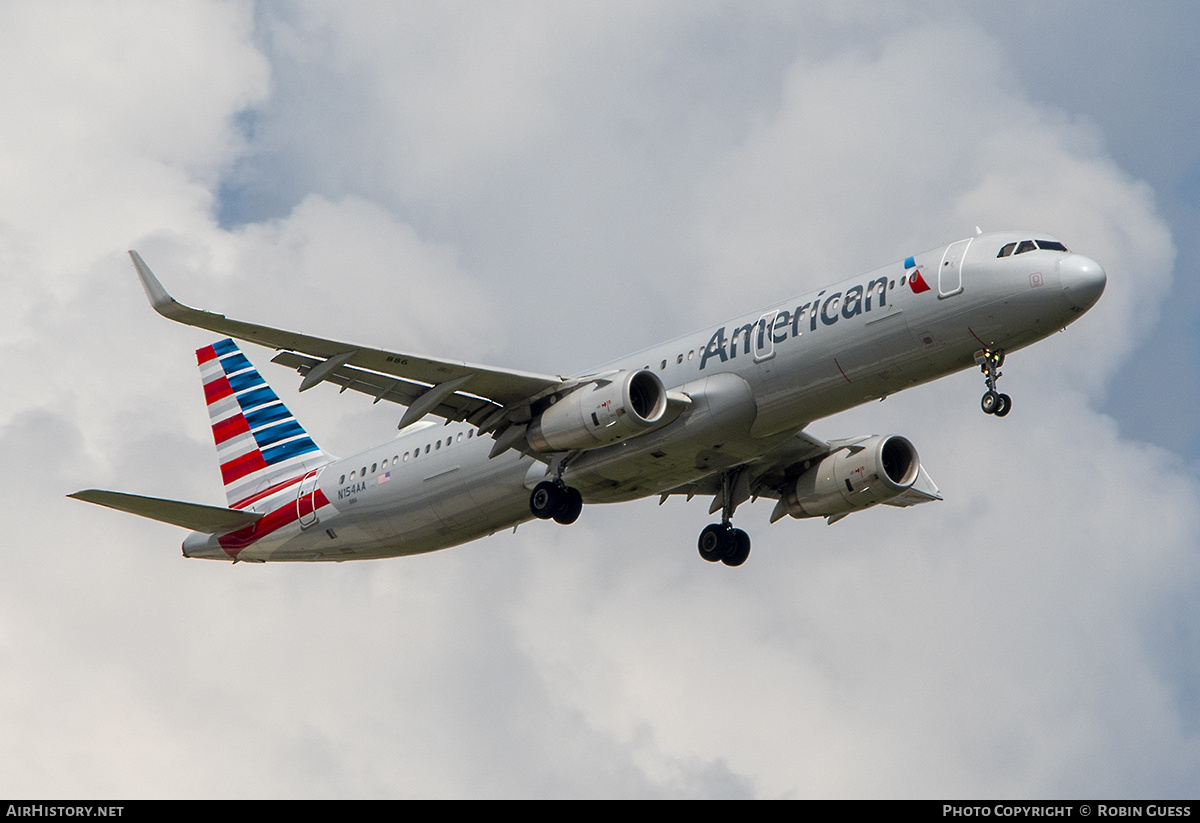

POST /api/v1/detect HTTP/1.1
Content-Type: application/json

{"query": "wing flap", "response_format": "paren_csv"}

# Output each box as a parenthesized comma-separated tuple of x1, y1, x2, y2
(68, 489, 264, 534)
(270, 351, 502, 425)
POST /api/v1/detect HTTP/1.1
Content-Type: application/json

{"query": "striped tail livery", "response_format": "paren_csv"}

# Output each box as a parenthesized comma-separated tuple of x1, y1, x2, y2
(197, 338, 329, 509)
(70, 339, 339, 562)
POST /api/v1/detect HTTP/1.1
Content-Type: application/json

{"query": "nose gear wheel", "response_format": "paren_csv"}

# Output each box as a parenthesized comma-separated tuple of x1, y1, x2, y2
(975, 349, 1012, 417)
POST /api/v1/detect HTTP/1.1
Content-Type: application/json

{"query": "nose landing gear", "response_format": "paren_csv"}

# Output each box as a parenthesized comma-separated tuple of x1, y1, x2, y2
(976, 349, 1011, 417)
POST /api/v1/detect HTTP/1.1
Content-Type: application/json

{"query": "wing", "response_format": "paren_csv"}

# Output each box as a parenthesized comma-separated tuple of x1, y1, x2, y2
(129, 251, 567, 432)
(657, 430, 831, 502)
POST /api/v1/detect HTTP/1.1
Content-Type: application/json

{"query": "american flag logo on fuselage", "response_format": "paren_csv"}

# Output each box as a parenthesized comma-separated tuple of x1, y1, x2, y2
(904, 256, 931, 294)
(197, 338, 329, 509)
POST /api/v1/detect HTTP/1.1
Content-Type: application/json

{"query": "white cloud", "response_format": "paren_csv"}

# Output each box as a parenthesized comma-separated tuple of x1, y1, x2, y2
(0, 1, 267, 283)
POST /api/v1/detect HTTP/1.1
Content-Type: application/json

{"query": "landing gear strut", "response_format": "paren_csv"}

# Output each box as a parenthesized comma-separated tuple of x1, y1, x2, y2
(530, 481, 583, 525)
(697, 470, 751, 566)
(975, 349, 1011, 417)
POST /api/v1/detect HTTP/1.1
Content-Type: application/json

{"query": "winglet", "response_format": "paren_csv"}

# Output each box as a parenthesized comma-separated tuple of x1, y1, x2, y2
(128, 250, 188, 320)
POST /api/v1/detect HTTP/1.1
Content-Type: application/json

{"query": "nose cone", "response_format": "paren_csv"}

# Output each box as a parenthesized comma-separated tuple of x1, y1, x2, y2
(1059, 253, 1107, 313)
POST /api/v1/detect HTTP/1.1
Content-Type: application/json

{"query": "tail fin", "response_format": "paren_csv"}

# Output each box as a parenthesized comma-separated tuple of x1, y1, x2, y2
(197, 338, 331, 508)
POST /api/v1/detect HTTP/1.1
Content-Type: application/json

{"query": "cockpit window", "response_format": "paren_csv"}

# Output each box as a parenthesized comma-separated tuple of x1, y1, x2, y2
(1000, 238, 1069, 258)
(1036, 239, 1068, 252)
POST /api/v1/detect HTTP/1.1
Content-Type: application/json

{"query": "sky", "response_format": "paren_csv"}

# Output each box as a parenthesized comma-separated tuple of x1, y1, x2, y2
(2, 0, 1198, 799)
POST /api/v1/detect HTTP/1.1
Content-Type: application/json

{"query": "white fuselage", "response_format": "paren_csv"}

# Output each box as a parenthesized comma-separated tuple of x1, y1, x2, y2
(182, 230, 1106, 561)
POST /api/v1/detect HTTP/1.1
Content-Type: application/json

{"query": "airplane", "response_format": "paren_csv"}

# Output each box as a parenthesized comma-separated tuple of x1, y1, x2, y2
(69, 230, 1106, 566)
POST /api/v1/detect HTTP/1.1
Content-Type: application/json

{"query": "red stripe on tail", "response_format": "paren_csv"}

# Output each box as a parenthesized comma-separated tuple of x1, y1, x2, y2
(203, 376, 234, 405)
(212, 414, 251, 445)
(220, 450, 268, 485)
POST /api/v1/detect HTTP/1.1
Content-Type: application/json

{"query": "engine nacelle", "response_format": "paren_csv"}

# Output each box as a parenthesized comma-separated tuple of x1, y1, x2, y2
(778, 435, 921, 519)
(526, 370, 668, 452)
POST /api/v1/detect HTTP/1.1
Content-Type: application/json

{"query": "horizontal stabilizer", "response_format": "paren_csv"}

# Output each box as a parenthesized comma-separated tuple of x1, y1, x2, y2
(68, 489, 264, 534)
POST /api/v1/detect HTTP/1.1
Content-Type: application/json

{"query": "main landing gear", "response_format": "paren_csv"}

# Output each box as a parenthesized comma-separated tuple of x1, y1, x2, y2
(698, 522, 751, 567)
(976, 349, 1012, 417)
(530, 480, 583, 525)
(697, 470, 751, 567)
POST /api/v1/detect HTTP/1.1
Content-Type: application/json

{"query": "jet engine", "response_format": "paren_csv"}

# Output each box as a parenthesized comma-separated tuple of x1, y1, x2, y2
(526, 370, 669, 452)
(777, 435, 922, 519)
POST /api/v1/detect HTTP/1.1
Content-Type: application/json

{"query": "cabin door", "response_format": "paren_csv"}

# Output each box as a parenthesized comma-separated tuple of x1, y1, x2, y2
(939, 239, 971, 298)
(297, 469, 321, 529)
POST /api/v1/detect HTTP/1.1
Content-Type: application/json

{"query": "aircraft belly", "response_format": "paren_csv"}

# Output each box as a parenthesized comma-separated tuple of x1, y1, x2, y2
(901, 285, 1065, 372)
(424, 465, 475, 531)
(331, 443, 532, 553)
(465, 451, 537, 518)
(236, 432, 530, 561)
(970, 285, 1075, 352)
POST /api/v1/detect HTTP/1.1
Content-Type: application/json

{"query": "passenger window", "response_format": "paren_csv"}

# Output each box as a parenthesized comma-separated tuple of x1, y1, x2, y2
(997, 242, 1016, 258)
(661, 360, 667, 369)
(339, 474, 346, 484)
(456, 432, 463, 442)
(676, 354, 683, 364)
